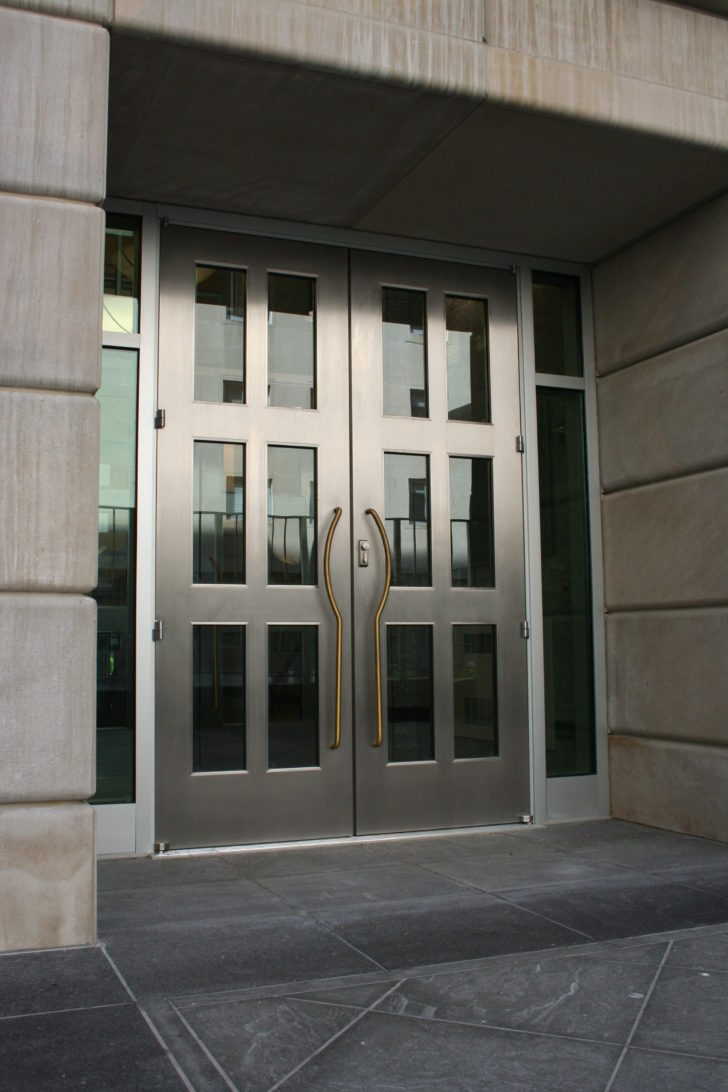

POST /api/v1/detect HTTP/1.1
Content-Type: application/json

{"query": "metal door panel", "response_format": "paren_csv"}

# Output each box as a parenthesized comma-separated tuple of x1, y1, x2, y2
(350, 251, 529, 833)
(156, 229, 353, 847)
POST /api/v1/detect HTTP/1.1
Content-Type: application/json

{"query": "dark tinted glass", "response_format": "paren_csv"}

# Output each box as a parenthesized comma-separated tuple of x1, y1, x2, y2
(537, 388, 596, 775)
(387, 626, 434, 762)
(93, 348, 138, 804)
(268, 274, 316, 408)
(382, 287, 428, 417)
(194, 265, 246, 403)
(193, 442, 245, 584)
(384, 453, 431, 586)
(267, 446, 317, 585)
(532, 271, 583, 377)
(268, 626, 319, 768)
(446, 296, 490, 421)
(193, 626, 246, 771)
(450, 457, 494, 587)
(453, 625, 498, 758)
(103, 215, 140, 334)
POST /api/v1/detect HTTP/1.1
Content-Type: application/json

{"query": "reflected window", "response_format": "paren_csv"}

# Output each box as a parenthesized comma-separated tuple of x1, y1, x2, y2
(453, 625, 498, 758)
(193, 442, 245, 584)
(194, 266, 246, 403)
(268, 626, 319, 768)
(267, 446, 317, 585)
(382, 287, 428, 417)
(537, 388, 595, 775)
(446, 297, 490, 421)
(387, 626, 434, 762)
(268, 274, 316, 408)
(449, 457, 494, 587)
(533, 272, 583, 377)
(385, 453, 431, 586)
(93, 347, 138, 804)
(193, 626, 245, 771)
(103, 215, 140, 334)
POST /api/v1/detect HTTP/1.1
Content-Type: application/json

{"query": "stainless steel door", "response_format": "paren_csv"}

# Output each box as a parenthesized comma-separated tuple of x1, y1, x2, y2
(156, 230, 353, 847)
(156, 231, 529, 848)
(350, 252, 529, 833)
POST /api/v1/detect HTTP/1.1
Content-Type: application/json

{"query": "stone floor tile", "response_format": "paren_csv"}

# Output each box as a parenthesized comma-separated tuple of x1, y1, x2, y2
(0, 946, 128, 1018)
(316, 892, 586, 970)
(426, 847, 628, 892)
(97, 854, 238, 891)
(374, 953, 655, 1041)
(177, 994, 370, 1090)
(290, 981, 395, 1008)
(666, 927, 728, 971)
(385, 831, 529, 863)
(221, 841, 396, 878)
(277, 1009, 621, 1090)
(98, 877, 287, 931)
(503, 872, 728, 940)
(0, 1004, 185, 1091)
(632, 964, 728, 1058)
(611, 1047, 728, 1092)
(258, 861, 470, 910)
(663, 861, 728, 900)
(102, 912, 380, 1000)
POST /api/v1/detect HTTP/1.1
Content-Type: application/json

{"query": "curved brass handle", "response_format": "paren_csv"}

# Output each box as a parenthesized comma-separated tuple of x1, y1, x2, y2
(366, 507, 391, 747)
(323, 507, 343, 749)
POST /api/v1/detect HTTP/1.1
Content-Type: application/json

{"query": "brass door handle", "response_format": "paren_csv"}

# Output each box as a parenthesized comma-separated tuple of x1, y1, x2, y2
(366, 507, 391, 747)
(323, 507, 343, 749)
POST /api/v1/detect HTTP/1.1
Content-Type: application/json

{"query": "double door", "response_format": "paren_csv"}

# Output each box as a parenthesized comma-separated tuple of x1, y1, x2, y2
(156, 229, 529, 848)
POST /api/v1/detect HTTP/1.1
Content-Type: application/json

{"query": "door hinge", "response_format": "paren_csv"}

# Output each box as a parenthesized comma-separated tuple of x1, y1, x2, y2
(152, 619, 164, 642)
(154, 408, 166, 430)
(516, 435, 525, 453)
(519, 813, 534, 825)
(520, 620, 530, 639)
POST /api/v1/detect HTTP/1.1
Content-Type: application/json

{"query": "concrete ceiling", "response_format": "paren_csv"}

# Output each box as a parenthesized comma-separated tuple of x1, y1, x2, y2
(108, 34, 728, 264)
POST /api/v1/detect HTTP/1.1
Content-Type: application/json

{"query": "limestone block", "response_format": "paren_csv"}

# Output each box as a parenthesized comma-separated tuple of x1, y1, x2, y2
(602, 468, 728, 609)
(0, 195, 103, 393)
(0, 0, 111, 23)
(0, 390, 99, 593)
(298, 0, 484, 39)
(0, 803, 95, 951)
(609, 734, 728, 842)
(598, 328, 728, 492)
(606, 609, 728, 745)
(0, 7, 108, 202)
(488, 0, 728, 101)
(113, 0, 487, 96)
(0, 594, 95, 802)
(593, 193, 728, 372)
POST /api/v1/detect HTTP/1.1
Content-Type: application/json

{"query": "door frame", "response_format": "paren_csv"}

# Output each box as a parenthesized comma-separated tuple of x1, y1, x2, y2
(95, 199, 609, 856)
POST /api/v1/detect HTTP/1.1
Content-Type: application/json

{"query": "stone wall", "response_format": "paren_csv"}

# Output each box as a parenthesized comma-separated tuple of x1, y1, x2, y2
(594, 191, 728, 842)
(0, 3, 108, 950)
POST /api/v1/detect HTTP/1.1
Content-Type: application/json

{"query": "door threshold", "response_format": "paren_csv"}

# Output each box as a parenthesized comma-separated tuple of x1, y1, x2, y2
(153, 824, 538, 858)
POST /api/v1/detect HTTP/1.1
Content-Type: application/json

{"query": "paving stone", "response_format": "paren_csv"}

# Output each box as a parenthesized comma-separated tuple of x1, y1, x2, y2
(258, 861, 470, 911)
(0, 1004, 185, 1091)
(101, 912, 380, 1000)
(632, 965, 728, 1059)
(503, 872, 728, 941)
(0, 946, 127, 1018)
(276, 1009, 621, 1090)
(315, 892, 586, 970)
(98, 878, 287, 931)
(612, 1047, 728, 1092)
(177, 995, 364, 1090)
(374, 953, 655, 1041)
